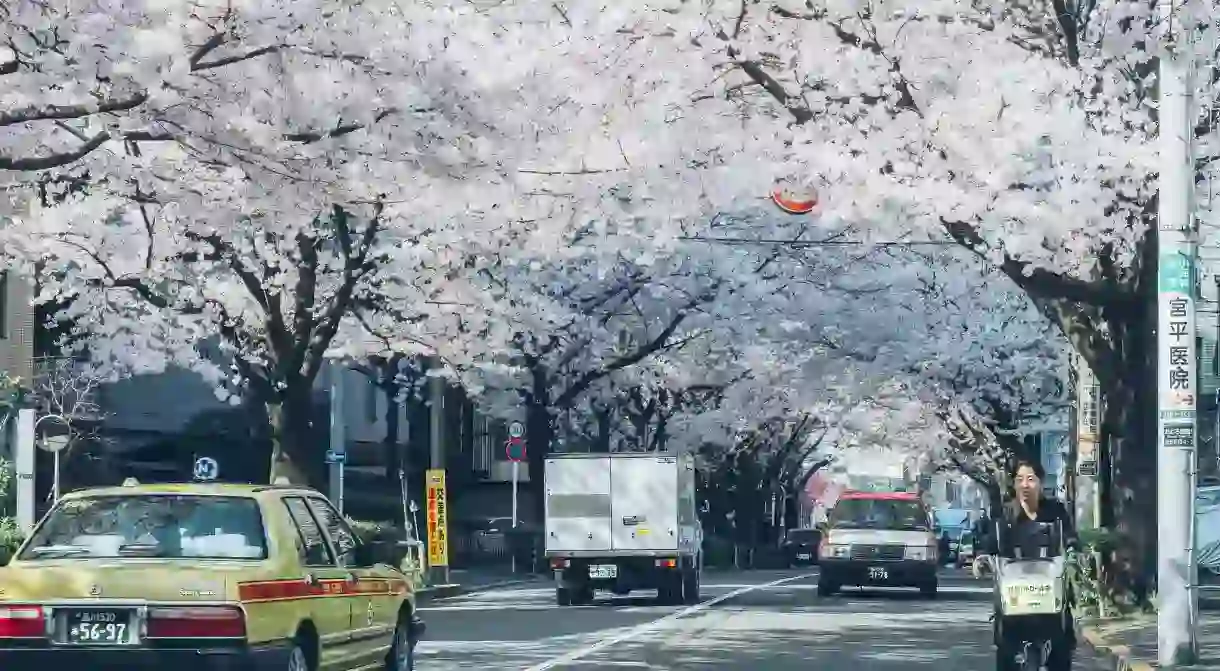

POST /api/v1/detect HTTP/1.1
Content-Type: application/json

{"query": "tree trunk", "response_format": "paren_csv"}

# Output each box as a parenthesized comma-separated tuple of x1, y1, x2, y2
(1100, 324, 1156, 601)
(525, 366, 553, 520)
(383, 387, 401, 484)
(267, 388, 320, 487)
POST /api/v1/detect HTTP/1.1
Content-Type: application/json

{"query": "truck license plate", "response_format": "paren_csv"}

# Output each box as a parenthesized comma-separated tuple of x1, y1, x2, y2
(589, 564, 617, 579)
(868, 567, 889, 581)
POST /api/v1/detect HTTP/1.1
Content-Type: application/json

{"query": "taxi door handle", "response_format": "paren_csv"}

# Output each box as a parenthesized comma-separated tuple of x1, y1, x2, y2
(344, 573, 358, 584)
(303, 573, 320, 587)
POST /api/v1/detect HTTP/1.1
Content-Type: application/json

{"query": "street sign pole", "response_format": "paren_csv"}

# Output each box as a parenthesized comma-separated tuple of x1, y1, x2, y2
(511, 459, 519, 575)
(507, 420, 525, 575)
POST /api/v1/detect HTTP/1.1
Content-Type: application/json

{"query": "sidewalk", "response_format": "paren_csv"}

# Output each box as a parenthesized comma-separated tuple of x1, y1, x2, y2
(415, 568, 544, 602)
(1081, 613, 1220, 669)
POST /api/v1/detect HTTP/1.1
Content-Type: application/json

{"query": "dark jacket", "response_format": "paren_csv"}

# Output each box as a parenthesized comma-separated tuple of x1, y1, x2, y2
(982, 496, 1077, 558)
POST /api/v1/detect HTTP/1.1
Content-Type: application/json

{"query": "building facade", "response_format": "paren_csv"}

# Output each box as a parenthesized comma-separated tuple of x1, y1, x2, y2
(0, 272, 34, 385)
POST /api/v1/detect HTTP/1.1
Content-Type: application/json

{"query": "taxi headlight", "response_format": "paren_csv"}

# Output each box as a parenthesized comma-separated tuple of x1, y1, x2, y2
(826, 544, 850, 558)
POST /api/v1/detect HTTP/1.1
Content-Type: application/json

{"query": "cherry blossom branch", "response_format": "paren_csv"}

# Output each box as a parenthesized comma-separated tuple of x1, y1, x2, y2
(0, 91, 150, 127)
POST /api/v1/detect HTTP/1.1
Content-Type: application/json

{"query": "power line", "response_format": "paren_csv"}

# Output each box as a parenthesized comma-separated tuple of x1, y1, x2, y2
(680, 236, 960, 247)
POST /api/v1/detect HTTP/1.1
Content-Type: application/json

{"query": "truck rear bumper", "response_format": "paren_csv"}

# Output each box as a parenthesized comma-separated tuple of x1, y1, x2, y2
(552, 556, 688, 590)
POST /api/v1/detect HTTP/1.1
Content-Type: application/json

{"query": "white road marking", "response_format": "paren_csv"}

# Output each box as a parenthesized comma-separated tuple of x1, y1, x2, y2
(522, 575, 809, 671)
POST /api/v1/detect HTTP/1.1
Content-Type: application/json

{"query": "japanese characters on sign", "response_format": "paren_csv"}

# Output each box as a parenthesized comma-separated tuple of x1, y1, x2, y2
(1166, 296, 1191, 394)
(425, 469, 450, 567)
(1158, 250, 1195, 417)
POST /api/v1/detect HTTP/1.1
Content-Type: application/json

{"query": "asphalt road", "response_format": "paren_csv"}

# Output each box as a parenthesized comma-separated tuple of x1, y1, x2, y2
(415, 567, 1109, 670)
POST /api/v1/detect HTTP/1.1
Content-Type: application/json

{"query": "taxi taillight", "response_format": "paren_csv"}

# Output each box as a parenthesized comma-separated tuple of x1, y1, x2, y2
(0, 605, 45, 638)
(146, 606, 246, 639)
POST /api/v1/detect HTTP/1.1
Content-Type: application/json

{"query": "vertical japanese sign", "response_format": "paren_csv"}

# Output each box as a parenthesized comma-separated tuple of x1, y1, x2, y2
(425, 469, 449, 567)
(1158, 249, 1196, 447)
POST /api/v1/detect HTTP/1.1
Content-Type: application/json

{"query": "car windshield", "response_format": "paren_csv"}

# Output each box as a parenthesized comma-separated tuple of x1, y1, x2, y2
(19, 494, 268, 560)
(830, 498, 930, 531)
(786, 529, 818, 544)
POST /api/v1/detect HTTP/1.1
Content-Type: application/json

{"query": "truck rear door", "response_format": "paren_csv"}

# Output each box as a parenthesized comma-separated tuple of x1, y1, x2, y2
(545, 458, 612, 553)
(611, 456, 678, 552)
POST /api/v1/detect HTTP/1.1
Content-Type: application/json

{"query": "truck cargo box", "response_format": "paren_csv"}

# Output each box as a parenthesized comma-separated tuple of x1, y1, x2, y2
(544, 452, 697, 557)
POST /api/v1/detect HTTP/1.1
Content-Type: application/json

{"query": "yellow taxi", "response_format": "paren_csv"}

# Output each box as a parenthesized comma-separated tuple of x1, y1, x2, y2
(0, 480, 422, 671)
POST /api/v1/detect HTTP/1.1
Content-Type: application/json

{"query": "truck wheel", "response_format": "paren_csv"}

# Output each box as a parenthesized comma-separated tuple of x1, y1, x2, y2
(556, 587, 572, 606)
(682, 565, 700, 604)
(656, 573, 682, 605)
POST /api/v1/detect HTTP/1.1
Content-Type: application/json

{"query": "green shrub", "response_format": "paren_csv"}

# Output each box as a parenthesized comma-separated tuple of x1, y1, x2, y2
(0, 517, 23, 566)
(347, 519, 404, 544)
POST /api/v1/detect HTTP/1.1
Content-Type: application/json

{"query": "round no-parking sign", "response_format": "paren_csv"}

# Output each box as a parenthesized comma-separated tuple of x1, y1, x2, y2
(193, 457, 219, 481)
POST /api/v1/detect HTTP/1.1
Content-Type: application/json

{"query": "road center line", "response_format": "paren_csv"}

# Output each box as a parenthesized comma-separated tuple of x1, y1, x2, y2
(522, 575, 809, 671)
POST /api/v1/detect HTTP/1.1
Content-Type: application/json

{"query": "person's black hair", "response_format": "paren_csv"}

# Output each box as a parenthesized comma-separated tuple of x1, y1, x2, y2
(1011, 458, 1046, 481)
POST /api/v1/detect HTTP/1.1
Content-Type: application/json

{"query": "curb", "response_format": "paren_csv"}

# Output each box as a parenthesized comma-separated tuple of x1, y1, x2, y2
(1078, 624, 1155, 671)
(415, 576, 544, 603)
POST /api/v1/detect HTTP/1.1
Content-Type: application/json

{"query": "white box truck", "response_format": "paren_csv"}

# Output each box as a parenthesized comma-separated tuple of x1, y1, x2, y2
(544, 452, 703, 606)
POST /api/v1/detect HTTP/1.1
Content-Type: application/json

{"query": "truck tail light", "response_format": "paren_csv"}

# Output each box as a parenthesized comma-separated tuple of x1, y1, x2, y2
(147, 606, 246, 639)
(550, 558, 569, 569)
(655, 558, 677, 568)
(0, 605, 44, 638)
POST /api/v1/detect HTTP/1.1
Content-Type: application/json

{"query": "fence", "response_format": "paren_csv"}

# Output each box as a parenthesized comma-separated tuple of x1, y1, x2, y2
(448, 525, 544, 573)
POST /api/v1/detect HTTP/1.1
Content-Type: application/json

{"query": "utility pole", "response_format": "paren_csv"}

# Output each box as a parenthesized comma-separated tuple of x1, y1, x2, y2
(1156, 2, 1199, 663)
(328, 365, 347, 515)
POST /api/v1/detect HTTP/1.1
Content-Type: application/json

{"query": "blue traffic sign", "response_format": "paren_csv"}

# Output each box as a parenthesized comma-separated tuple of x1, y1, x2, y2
(505, 437, 526, 462)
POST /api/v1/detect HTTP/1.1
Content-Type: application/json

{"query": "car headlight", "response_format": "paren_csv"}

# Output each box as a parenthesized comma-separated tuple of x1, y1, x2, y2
(905, 545, 934, 561)
(826, 544, 850, 558)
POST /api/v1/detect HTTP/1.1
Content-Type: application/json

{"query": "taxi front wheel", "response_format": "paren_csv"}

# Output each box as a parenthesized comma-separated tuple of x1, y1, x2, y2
(389, 616, 417, 671)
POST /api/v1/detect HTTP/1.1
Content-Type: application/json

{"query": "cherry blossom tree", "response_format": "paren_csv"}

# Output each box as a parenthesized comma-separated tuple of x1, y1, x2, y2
(659, 0, 1215, 594)
(0, 0, 810, 486)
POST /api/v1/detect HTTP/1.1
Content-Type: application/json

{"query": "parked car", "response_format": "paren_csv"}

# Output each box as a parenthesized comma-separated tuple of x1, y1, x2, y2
(783, 527, 821, 567)
(0, 478, 423, 669)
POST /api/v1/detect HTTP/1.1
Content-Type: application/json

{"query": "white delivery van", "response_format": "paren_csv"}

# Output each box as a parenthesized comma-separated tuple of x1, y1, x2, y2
(544, 452, 702, 606)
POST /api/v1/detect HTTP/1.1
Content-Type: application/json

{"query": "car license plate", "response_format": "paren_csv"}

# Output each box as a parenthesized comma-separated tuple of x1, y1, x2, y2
(950, 543, 958, 549)
(796, 553, 811, 560)
(64, 608, 134, 645)
(868, 567, 889, 581)
(589, 564, 617, 579)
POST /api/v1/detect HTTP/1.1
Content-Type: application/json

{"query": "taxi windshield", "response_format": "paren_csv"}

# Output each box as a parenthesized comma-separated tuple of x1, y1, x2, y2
(19, 494, 268, 560)
(830, 498, 930, 531)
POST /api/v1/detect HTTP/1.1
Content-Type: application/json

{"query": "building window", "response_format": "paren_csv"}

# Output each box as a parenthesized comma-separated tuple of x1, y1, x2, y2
(365, 381, 378, 423)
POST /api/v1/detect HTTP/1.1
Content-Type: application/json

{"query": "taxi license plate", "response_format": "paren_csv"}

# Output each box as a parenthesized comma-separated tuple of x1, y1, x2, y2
(868, 567, 889, 581)
(589, 564, 617, 579)
(63, 608, 135, 645)
(796, 553, 812, 560)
